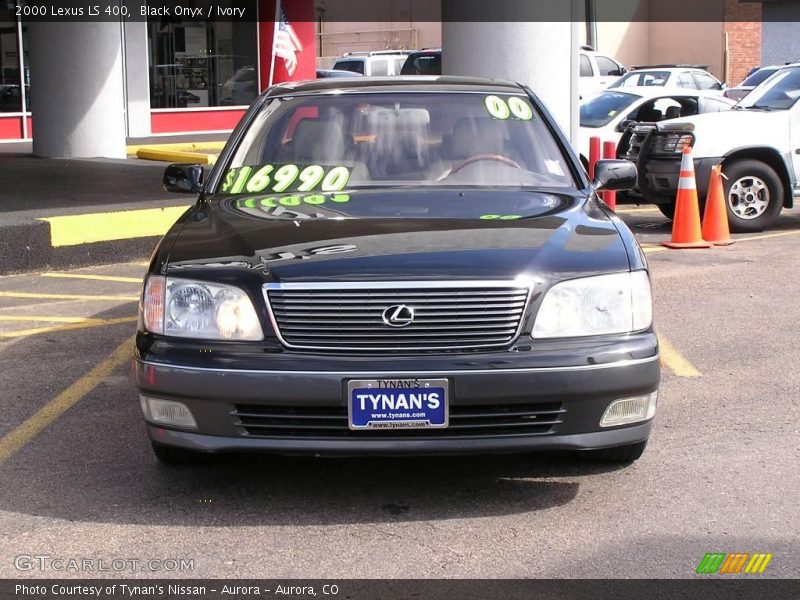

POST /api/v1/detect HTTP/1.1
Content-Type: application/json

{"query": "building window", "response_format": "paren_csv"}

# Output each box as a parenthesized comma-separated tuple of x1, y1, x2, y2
(147, 15, 257, 109)
(0, 9, 28, 115)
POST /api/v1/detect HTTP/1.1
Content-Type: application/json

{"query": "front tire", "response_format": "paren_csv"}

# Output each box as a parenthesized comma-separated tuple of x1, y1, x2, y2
(151, 441, 209, 466)
(722, 159, 783, 233)
(578, 441, 647, 463)
(657, 201, 675, 220)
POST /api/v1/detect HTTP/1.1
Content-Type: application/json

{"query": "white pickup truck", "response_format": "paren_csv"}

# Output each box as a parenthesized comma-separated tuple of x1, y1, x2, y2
(625, 63, 800, 232)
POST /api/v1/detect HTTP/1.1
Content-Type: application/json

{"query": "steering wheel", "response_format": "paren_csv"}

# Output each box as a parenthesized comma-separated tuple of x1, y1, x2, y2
(450, 154, 522, 175)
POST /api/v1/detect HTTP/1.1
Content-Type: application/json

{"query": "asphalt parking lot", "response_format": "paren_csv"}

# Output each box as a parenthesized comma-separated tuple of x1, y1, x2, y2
(0, 205, 798, 579)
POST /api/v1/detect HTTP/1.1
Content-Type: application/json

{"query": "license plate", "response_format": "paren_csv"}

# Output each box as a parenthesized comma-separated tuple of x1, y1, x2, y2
(347, 378, 449, 430)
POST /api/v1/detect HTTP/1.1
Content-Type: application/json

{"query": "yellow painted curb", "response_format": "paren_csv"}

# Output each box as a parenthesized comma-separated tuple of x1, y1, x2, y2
(38, 205, 190, 247)
(136, 147, 218, 164)
(126, 141, 226, 154)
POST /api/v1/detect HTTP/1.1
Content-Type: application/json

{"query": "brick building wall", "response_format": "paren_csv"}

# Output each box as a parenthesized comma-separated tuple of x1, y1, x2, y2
(724, 0, 762, 85)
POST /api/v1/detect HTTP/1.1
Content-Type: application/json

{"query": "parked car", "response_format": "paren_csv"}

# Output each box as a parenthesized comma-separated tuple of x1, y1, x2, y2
(138, 76, 657, 466)
(331, 51, 410, 77)
(579, 46, 627, 99)
(624, 63, 800, 231)
(609, 65, 725, 92)
(578, 87, 736, 166)
(723, 65, 781, 101)
(345, 46, 622, 99)
(400, 49, 442, 75)
(316, 69, 363, 78)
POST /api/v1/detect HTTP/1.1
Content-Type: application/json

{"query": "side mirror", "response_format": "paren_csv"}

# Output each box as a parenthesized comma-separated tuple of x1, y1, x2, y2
(163, 163, 204, 194)
(616, 118, 635, 133)
(594, 159, 637, 191)
(719, 82, 728, 90)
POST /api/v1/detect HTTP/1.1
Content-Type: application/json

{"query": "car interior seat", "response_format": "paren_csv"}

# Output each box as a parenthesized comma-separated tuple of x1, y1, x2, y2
(365, 108, 432, 180)
(636, 105, 663, 123)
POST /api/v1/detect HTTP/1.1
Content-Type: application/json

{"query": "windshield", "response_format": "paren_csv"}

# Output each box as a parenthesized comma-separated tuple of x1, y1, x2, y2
(221, 92, 574, 193)
(401, 53, 442, 75)
(609, 71, 671, 88)
(740, 67, 779, 87)
(332, 60, 364, 75)
(739, 67, 800, 110)
(580, 91, 638, 127)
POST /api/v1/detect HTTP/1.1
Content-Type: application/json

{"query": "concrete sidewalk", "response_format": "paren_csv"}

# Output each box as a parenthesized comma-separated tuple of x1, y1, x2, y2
(0, 154, 200, 274)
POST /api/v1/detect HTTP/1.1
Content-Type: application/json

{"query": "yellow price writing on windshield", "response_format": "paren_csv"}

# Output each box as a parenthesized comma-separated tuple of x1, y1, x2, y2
(484, 96, 534, 121)
(221, 164, 350, 194)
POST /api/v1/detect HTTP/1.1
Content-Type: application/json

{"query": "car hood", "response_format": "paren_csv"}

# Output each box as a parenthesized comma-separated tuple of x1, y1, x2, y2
(165, 189, 630, 283)
(663, 109, 789, 152)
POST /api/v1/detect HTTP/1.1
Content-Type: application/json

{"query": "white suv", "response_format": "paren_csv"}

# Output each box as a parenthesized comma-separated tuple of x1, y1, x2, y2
(332, 51, 410, 77)
(609, 66, 725, 93)
(579, 47, 627, 99)
(627, 63, 800, 231)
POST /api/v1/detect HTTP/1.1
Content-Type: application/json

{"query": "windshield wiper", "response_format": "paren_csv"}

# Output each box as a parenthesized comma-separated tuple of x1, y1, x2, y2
(746, 104, 776, 111)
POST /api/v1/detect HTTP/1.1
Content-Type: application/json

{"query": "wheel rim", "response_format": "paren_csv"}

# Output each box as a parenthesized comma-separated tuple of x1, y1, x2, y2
(728, 175, 770, 220)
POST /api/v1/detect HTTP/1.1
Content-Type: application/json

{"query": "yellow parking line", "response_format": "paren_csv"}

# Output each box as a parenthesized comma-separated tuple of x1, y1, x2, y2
(0, 291, 138, 301)
(659, 336, 701, 377)
(0, 316, 105, 323)
(736, 230, 800, 242)
(643, 229, 800, 255)
(42, 273, 143, 284)
(615, 206, 662, 214)
(0, 337, 133, 464)
(0, 317, 137, 339)
(38, 205, 189, 247)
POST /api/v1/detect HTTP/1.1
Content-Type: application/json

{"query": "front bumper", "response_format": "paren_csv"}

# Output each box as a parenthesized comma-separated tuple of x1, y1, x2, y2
(639, 156, 723, 203)
(135, 334, 660, 456)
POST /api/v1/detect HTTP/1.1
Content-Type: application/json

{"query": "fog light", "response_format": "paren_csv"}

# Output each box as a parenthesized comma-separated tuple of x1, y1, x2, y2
(599, 391, 658, 428)
(140, 396, 197, 429)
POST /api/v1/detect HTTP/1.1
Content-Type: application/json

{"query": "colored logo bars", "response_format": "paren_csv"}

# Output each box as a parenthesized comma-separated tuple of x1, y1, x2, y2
(696, 552, 773, 574)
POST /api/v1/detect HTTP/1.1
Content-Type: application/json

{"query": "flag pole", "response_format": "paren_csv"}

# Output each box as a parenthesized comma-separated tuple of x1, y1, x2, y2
(268, 0, 280, 87)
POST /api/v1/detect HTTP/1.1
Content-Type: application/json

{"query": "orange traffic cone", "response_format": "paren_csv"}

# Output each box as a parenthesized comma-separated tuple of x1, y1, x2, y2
(661, 146, 712, 249)
(702, 164, 734, 245)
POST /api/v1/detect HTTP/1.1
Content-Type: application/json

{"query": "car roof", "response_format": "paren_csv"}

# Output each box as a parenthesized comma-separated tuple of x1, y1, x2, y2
(625, 67, 711, 75)
(594, 86, 727, 100)
(266, 76, 524, 97)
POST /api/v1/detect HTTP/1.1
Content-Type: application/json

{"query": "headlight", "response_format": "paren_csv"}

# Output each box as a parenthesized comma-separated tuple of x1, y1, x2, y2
(141, 276, 263, 341)
(651, 132, 693, 156)
(532, 271, 652, 338)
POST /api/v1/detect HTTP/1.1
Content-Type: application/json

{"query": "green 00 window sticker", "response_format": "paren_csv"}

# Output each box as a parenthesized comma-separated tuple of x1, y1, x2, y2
(484, 95, 533, 121)
(221, 164, 351, 194)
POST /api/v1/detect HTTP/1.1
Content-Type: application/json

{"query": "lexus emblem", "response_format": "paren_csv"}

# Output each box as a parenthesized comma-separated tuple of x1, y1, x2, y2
(381, 304, 415, 328)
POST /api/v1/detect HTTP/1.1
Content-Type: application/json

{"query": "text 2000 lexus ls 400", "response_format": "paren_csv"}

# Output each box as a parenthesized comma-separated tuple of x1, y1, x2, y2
(135, 77, 659, 465)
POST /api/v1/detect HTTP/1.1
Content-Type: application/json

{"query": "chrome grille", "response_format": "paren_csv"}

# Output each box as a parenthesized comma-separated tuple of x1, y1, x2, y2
(264, 281, 533, 351)
(232, 402, 564, 438)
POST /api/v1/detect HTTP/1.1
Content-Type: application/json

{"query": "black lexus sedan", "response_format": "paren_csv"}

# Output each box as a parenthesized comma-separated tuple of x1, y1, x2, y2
(135, 77, 659, 465)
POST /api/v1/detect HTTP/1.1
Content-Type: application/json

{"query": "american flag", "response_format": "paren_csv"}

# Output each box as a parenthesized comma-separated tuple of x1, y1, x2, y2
(273, 2, 303, 77)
